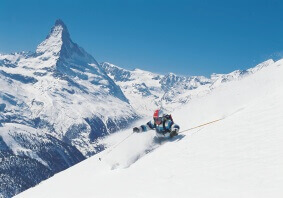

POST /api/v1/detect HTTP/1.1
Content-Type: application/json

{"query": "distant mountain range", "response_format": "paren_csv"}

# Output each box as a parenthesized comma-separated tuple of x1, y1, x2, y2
(0, 19, 275, 197)
(102, 59, 274, 114)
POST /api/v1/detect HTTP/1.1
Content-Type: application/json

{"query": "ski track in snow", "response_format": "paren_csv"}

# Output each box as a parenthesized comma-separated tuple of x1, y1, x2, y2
(16, 60, 283, 197)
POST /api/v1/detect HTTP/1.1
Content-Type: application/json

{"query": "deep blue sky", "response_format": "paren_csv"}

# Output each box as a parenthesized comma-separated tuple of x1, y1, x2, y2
(0, 0, 283, 76)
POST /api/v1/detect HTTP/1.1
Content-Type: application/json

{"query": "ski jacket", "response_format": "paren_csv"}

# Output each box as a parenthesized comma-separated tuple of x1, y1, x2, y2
(139, 119, 180, 137)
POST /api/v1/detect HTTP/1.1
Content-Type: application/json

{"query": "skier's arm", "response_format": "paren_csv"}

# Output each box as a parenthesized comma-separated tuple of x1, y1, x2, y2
(133, 120, 156, 133)
(164, 120, 180, 138)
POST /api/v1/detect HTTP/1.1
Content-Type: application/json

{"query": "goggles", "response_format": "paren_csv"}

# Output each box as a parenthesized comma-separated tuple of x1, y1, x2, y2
(154, 117, 162, 124)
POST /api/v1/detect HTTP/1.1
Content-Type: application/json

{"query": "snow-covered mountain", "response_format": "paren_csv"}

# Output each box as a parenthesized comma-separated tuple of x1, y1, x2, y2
(17, 58, 283, 198)
(0, 19, 138, 197)
(0, 19, 138, 154)
(101, 59, 274, 115)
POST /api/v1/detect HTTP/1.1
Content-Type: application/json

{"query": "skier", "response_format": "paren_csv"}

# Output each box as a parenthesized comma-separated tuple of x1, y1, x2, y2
(133, 109, 180, 138)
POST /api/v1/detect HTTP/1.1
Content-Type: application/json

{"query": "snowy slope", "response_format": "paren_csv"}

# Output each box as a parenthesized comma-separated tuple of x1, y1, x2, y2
(101, 59, 274, 115)
(17, 59, 283, 198)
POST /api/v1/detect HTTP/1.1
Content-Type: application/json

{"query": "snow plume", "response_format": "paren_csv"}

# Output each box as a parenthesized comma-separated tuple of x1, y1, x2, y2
(98, 119, 157, 169)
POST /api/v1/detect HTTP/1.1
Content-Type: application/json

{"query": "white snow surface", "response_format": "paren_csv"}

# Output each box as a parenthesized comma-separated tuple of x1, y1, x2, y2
(17, 59, 283, 198)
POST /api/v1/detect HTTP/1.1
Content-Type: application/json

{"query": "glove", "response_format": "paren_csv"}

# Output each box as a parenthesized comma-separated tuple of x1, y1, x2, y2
(133, 127, 140, 133)
(170, 128, 179, 138)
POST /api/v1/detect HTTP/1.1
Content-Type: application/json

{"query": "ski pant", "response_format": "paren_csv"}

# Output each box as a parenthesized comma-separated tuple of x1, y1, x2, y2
(155, 131, 170, 138)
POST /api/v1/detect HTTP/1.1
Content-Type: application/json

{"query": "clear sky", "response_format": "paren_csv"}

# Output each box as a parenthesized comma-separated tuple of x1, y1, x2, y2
(0, 0, 283, 76)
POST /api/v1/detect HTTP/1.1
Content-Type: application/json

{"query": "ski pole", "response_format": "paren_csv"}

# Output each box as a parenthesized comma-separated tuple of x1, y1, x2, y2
(179, 118, 223, 134)
(99, 132, 134, 161)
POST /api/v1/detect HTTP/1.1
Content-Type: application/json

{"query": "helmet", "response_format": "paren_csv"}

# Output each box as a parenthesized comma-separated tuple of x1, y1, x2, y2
(153, 109, 164, 125)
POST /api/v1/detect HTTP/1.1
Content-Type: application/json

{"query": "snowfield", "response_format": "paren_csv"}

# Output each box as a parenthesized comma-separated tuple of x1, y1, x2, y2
(16, 59, 283, 198)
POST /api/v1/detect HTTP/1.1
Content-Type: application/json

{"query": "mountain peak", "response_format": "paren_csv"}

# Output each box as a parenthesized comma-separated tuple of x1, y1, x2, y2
(53, 19, 70, 38)
(36, 19, 70, 55)
(35, 19, 97, 65)
(55, 19, 66, 26)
